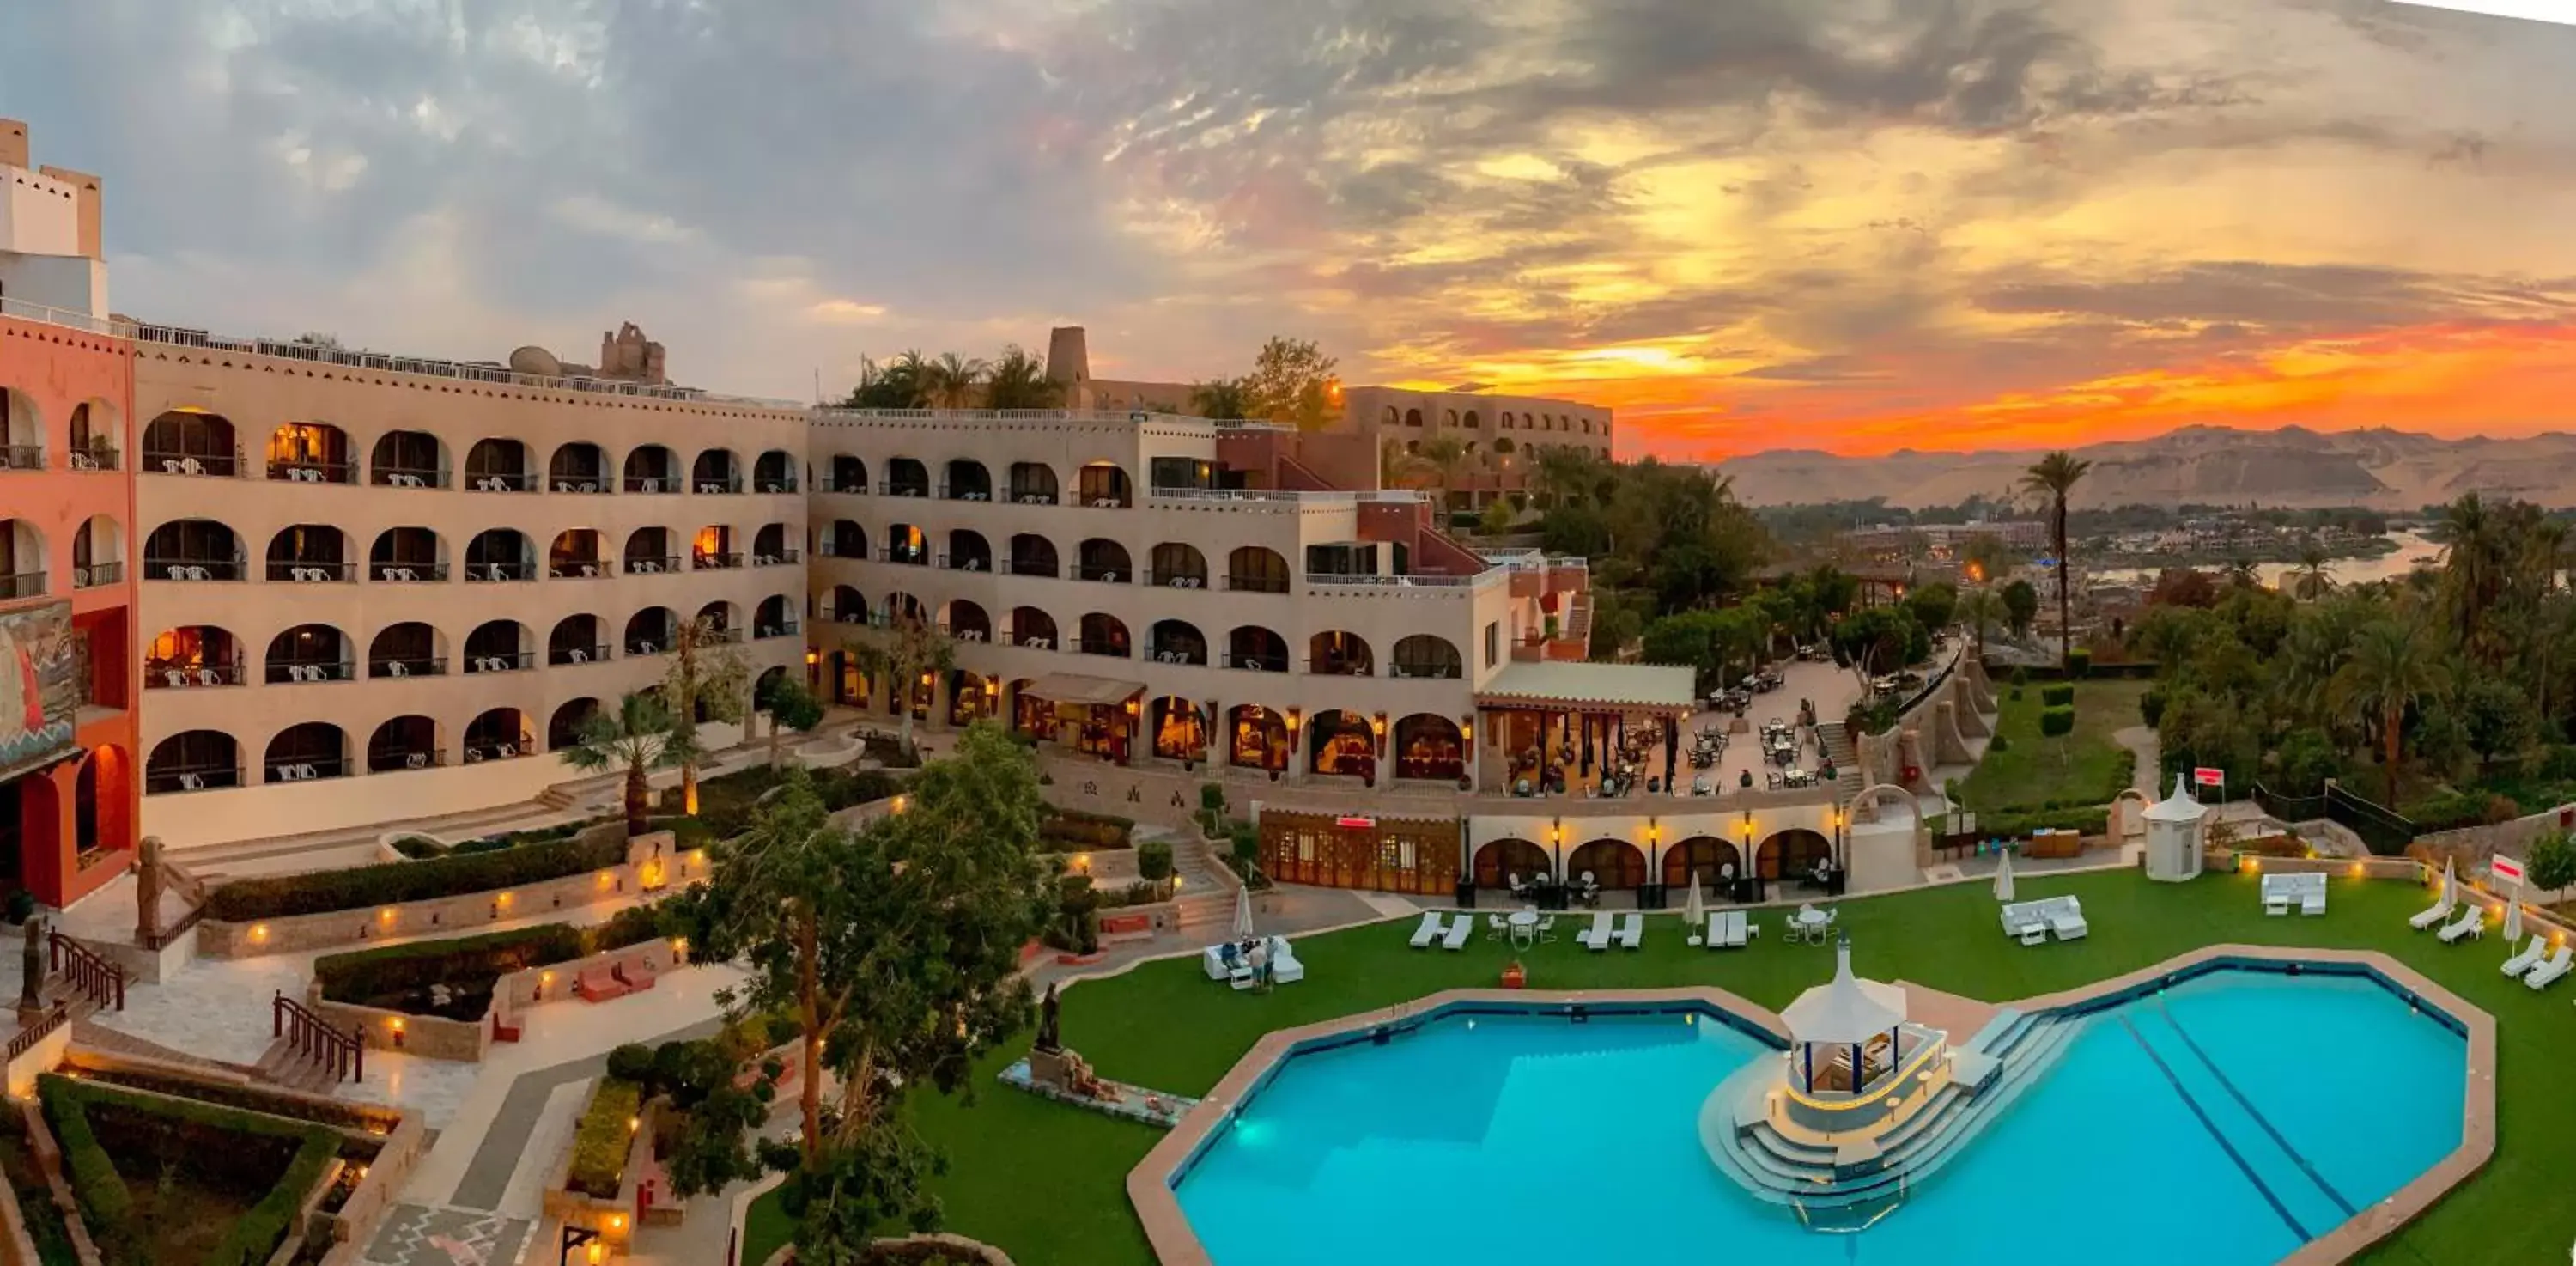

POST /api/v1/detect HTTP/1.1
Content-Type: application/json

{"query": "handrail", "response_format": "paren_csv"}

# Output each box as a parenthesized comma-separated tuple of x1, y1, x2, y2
(128, 323, 802, 407)
(47, 929, 126, 1011)
(138, 901, 209, 953)
(4, 1003, 69, 1061)
(273, 990, 364, 1083)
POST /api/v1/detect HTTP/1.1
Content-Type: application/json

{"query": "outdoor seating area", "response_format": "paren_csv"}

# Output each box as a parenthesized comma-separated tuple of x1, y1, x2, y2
(2261, 871, 2328, 916)
(2000, 895, 2088, 945)
(1201, 888, 1304, 989)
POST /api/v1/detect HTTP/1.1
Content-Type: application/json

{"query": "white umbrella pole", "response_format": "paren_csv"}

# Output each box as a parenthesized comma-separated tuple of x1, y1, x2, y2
(1231, 886, 1255, 941)
(1994, 847, 2016, 903)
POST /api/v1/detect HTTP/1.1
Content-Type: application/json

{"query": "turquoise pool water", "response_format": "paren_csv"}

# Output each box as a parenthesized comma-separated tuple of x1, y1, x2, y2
(1171, 966, 2466, 1265)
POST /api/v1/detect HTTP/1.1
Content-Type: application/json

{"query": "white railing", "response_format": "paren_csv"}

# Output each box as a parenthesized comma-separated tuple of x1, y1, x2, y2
(1306, 570, 1502, 590)
(0, 295, 118, 336)
(816, 407, 1202, 424)
(123, 323, 804, 407)
(1148, 487, 1422, 505)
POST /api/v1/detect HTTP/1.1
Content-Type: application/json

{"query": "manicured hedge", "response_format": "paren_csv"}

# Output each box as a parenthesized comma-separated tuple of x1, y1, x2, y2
(208, 828, 629, 922)
(1039, 808, 1134, 852)
(316, 905, 669, 1007)
(2039, 683, 2075, 708)
(39, 1074, 340, 1266)
(568, 1079, 642, 1198)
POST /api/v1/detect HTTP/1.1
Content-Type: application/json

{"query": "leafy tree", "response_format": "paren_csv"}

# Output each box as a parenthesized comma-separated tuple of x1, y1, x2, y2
(844, 613, 957, 755)
(760, 675, 828, 770)
(2274, 727, 2341, 795)
(1902, 582, 1959, 636)
(1832, 606, 1927, 693)
(1188, 378, 1251, 420)
(1138, 838, 1175, 898)
(2329, 618, 2449, 806)
(1961, 532, 2016, 585)
(2148, 568, 2221, 610)
(983, 344, 1062, 410)
(667, 725, 1054, 1260)
(560, 692, 696, 835)
(1958, 586, 2003, 660)
(2020, 450, 2092, 666)
(2458, 677, 2537, 768)
(1477, 498, 1514, 537)
(1242, 337, 1340, 429)
(662, 618, 752, 816)
(2001, 579, 2039, 639)
(2527, 830, 2576, 895)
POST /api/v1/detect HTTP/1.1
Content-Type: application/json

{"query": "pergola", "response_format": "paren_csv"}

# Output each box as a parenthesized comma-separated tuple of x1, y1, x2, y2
(1778, 934, 1909, 1097)
(1474, 660, 1698, 792)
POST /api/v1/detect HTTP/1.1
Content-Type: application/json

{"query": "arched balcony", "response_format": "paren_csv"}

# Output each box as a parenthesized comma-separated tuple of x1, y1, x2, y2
(1, 389, 41, 471)
(690, 526, 740, 571)
(754, 449, 798, 494)
(755, 595, 799, 640)
(943, 600, 991, 643)
(623, 527, 677, 575)
(550, 442, 610, 494)
(1394, 714, 1467, 782)
(943, 459, 993, 502)
(465, 438, 536, 492)
(265, 624, 353, 684)
(1076, 539, 1131, 584)
(67, 400, 119, 471)
(882, 524, 927, 567)
(465, 620, 533, 673)
(1225, 625, 1287, 673)
(267, 422, 355, 484)
(368, 622, 445, 679)
(825, 586, 868, 625)
(696, 601, 744, 642)
(1010, 607, 1057, 650)
(266, 525, 353, 582)
(1150, 619, 1208, 666)
(144, 519, 244, 581)
(882, 592, 927, 628)
(1077, 461, 1132, 508)
(1149, 543, 1207, 589)
(1078, 613, 1132, 659)
(1308, 709, 1376, 781)
(372, 429, 446, 488)
(1309, 630, 1374, 676)
(752, 524, 798, 567)
(549, 529, 606, 579)
(465, 528, 536, 582)
(1393, 634, 1463, 680)
(1008, 461, 1058, 506)
(822, 520, 867, 561)
(264, 722, 350, 783)
(626, 607, 678, 656)
(624, 444, 678, 494)
(883, 457, 930, 498)
(147, 730, 241, 794)
(464, 708, 532, 762)
(1227, 545, 1291, 593)
(824, 454, 866, 494)
(944, 529, 991, 573)
(70, 515, 125, 590)
(0, 519, 43, 599)
(368, 715, 444, 771)
(1008, 533, 1058, 579)
(546, 699, 601, 751)
(1227, 706, 1289, 773)
(550, 614, 609, 666)
(142, 410, 239, 477)
(146, 625, 243, 689)
(692, 447, 744, 495)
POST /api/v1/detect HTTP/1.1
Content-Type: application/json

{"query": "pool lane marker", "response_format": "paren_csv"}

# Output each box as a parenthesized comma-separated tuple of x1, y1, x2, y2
(2155, 1002, 2358, 1220)
(2118, 1015, 2312, 1243)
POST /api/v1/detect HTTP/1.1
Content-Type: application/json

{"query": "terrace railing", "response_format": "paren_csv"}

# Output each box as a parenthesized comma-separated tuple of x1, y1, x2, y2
(272, 991, 363, 1083)
(48, 929, 125, 1012)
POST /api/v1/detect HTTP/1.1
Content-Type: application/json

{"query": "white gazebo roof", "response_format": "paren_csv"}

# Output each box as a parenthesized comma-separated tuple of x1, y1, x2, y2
(2143, 773, 2208, 824)
(1780, 937, 1909, 1045)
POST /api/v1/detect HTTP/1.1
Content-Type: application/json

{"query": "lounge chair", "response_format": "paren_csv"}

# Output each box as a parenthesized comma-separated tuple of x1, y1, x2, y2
(1579, 911, 1613, 951)
(2410, 893, 2456, 930)
(1410, 912, 1444, 949)
(1616, 913, 1644, 950)
(1267, 937, 1304, 985)
(2045, 897, 2089, 941)
(1442, 914, 1473, 951)
(2436, 908, 2484, 944)
(2300, 873, 2327, 916)
(1705, 911, 1725, 949)
(2503, 935, 2548, 977)
(2526, 946, 2574, 989)
(2262, 873, 2292, 916)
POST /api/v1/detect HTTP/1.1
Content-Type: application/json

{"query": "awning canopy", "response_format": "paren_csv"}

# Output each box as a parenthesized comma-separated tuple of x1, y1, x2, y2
(1780, 938, 1909, 1045)
(1475, 661, 1698, 713)
(1024, 673, 1145, 707)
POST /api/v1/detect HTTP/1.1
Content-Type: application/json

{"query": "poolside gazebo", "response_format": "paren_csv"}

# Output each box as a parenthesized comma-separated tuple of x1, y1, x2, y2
(2142, 773, 2208, 883)
(1778, 934, 1910, 1100)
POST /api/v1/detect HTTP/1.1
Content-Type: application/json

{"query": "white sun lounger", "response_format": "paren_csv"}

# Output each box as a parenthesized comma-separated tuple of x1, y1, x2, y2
(2410, 894, 2456, 930)
(2300, 873, 2326, 917)
(2262, 873, 2293, 916)
(1410, 912, 1444, 948)
(1616, 913, 1644, 950)
(2525, 946, 2574, 989)
(1579, 911, 1614, 951)
(2436, 907, 2483, 943)
(2503, 935, 2548, 977)
(1442, 914, 1473, 951)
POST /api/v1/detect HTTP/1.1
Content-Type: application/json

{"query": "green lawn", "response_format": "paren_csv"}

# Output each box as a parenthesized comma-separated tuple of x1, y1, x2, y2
(1955, 678, 2148, 810)
(760, 867, 2551, 1265)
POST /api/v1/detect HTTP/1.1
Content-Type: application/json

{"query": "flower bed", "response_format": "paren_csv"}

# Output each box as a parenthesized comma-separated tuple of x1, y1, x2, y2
(208, 823, 629, 921)
(39, 1073, 341, 1266)
(565, 1079, 641, 1199)
(307, 905, 678, 1061)
(1039, 808, 1134, 852)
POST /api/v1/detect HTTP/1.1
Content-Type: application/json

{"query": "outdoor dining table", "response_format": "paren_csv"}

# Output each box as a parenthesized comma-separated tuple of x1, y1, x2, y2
(1508, 908, 1541, 947)
(1788, 905, 1832, 944)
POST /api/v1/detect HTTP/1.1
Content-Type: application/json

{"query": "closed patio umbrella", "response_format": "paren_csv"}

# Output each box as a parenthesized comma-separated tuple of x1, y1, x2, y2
(2503, 892, 2524, 946)
(1684, 876, 1706, 939)
(1993, 847, 2016, 904)
(1231, 886, 1255, 942)
(2442, 856, 2457, 909)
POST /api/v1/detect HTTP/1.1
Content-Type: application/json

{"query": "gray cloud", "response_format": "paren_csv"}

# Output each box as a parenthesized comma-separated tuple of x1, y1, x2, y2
(1975, 261, 2576, 333)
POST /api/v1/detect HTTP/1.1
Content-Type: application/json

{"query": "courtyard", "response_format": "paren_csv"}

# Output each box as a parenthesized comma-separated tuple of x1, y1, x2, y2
(782, 866, 2548, 1266)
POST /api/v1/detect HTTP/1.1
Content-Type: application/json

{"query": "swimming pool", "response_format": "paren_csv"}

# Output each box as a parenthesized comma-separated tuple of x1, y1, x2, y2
(1168, 965, 2468, 1265)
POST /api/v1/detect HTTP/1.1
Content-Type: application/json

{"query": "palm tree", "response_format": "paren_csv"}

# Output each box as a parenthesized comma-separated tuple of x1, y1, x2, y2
(847, 614, 957, 754)
(661, 617, 751, 815)
(2221, 557, 2261, 590)
(921, 352, 987, 409)
(558, 692, 695, 836)
(2019, 451, 2092, 667)
(2435, 493, 2506, 660)
(1959, 586, 2005, 660)
(2330, 617, 2448, 807)
(1412, 435, 1469, 512)
(1189, 378, 1251, 420)
(983, 345, 1063, 410)
(2289, 541, 2335, 600)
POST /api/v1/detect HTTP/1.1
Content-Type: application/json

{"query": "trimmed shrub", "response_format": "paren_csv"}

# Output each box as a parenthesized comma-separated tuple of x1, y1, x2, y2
(605, 1043, 656, 1085)
(1038, 808, 1135, 852)
(315, 910, 670, 1008)
(2066, 647, 2092, 679)
(39, 1076, 131, 1233)
(2039, 683, 2075, 708)
(1136, 839, 1174, 886)
(2010, 666, 2030, 687)
(39, 1074, 340, 1266)
(1199, 782, 1225, 814)
(204, 1130, 337, 1266)
(568, 1079, 643, 1197)
(390, 835, 447, 861)
(1989, 733, 2011, 752)
(2140, 689, 2166, 728)
(2039, 705, 2076, 740)
(1977, 803, 2112, 838)
(209, 827, 629, 922)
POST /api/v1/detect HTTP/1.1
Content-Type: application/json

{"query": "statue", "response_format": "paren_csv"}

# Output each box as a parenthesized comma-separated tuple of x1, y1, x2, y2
(17, 916, 43, 1022)
(1035, 981, 1062, 1053)
(135, 836, 164, 942)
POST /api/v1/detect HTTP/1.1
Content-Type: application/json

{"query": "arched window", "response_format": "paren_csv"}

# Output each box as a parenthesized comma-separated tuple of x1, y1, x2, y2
(1309, 630, 1373, 676)
(944, 529, 991, 572)
(1394, 715, 1467, 782)
(465, 620, 532, 673)
(1010, 607, 1058, 649)
(266, 524, 351, 582)
(549, 529, 606, 578)
(264, 722, 349, 782)
(943, 600, 992, 642)
(1225, 625, 1286, 673)
(465, 529, 534, 581)
(825, 454, 866, 494)
(264, 624, 351, 684)
(1077, 613, 1131, 658)
(882, 523, 927, 566)
(691, 525, 739, 569)
(371, 526, 444, 582)
(1008, 462, 1060, 505)
(692, 448, 743, 494)
(368, 622, 442, 678)
(143, 519, 243, 581)
(549, 614, 607, 666)
(1077, 462, 1132, 508)
(1392, 635, 1463, 680)
(147, 731, 240, 793)
(1009, 533, 1058, 578)
(145, 626, 240, 687)
(1077, 539, 1131, 583)
(827, 586, 868, 624)
(754, 449, 798, 493)
(0, 520, 42, 598)
(465, 709, 532, 761)
(368, 715, 442, 772)
(626, 607, 679, 655)
(1227, 546, 1291, 593)
(624, 444, 678, 493)
(1150, 543, 1207, 588)
(755, 595, 798, 639)
(373, 429, 445, 488)
(550, 442, 609, 492)
(884, 457, 930, 497)
(623, 526, 677, 575)
(944, 460, 992, 502)
(266, 422, 354, 484)
(547, 700, 602, 752)
(142, 410, 239, 476)
(465, 438, 534, 491)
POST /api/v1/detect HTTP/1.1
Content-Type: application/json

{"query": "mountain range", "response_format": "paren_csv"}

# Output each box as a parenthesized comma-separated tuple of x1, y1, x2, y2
(1710, 426, 2576, 511)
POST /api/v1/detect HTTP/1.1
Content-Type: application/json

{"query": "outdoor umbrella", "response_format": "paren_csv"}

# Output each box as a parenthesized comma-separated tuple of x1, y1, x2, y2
(2503, 892, 2524, 946)
(2442, 856, 2457, 909)
(1684, 877, 1706, 940)
(1993, 847, 2017, 903)
(1231, 886, 1255, 942)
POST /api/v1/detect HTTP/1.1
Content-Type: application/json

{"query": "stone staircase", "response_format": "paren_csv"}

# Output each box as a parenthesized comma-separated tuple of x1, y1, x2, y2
(70, 1020, 260, 1080)
(251, 1036, 351, 1095)
(1560, 591, 1593, 648)
(1820, 724, 1865, 803)
(1702, 1009, 2093, 1224)
(1165, 831, 1240, 931)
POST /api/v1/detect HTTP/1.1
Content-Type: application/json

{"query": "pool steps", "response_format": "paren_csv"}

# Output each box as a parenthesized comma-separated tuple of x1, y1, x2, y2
(1702, 1006, 2094, 1222)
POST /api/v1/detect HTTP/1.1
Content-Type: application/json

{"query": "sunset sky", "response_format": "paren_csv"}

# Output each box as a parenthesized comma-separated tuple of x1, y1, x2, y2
(7, 0, 2576, 460)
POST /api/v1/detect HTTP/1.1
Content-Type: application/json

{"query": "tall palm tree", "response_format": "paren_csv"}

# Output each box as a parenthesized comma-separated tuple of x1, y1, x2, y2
(661, 617, 751, 815)
(921, 352, 987, 409)
(983, 344, 1063, 410)
(2435, 493, 2506, 660)
(1411, 435, 1470, 511)
(2289, 541, 2336, 600)
(2221, 557, 2261, 590)
(2330, 617, 2448, 807)
(847, 613, 957, 754)
(2019, 451, 2092, 667)
(1189, 378, 1251, 420)
(558, 692, 695, 836)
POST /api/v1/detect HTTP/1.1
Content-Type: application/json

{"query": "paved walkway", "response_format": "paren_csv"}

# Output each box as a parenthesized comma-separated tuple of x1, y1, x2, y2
(2113, 725, 2161, 796)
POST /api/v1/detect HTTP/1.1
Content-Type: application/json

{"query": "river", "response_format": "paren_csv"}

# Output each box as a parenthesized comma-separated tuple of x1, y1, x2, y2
(2087, 529, 2445, 590)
